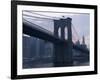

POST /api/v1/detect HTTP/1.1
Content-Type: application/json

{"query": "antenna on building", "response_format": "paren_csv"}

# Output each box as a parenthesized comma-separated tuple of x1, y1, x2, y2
(81, 35, 87, 48)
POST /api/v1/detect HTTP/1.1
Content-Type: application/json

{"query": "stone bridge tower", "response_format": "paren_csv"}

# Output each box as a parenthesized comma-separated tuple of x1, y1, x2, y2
(54, 17, 73, 66)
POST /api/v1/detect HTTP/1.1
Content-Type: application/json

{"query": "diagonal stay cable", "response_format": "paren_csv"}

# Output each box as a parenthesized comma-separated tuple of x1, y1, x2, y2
(23, 15, 52, 21)
(23, 10, 61, 19)
(71, 23, 80, 41)
(23, 14, 55, 20)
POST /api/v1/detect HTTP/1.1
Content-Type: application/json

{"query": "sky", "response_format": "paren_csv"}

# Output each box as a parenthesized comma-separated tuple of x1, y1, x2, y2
(23, 11, 90, 48)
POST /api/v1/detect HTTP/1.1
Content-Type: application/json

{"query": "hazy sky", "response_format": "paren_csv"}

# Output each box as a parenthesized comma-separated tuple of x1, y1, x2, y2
(23, 11, 90, 48)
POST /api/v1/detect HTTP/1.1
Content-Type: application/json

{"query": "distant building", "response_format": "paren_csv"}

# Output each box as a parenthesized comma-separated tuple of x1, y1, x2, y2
(75, 40, 80, 46)
(73, 36, 89, 66)
(75, 36, 87, 49)
(81, 36, 87, 49)
(23, 34, 54, 68)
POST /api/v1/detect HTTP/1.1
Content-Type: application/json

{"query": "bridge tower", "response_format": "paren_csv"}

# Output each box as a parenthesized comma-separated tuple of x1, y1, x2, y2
(54, 17, 73, 66)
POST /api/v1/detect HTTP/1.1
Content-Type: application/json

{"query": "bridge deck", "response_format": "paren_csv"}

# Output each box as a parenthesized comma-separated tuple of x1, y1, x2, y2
(23, 21, 89, 53)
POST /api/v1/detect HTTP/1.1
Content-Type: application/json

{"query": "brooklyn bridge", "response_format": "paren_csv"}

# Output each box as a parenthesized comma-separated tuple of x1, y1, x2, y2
(22, 11, 89, 68)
